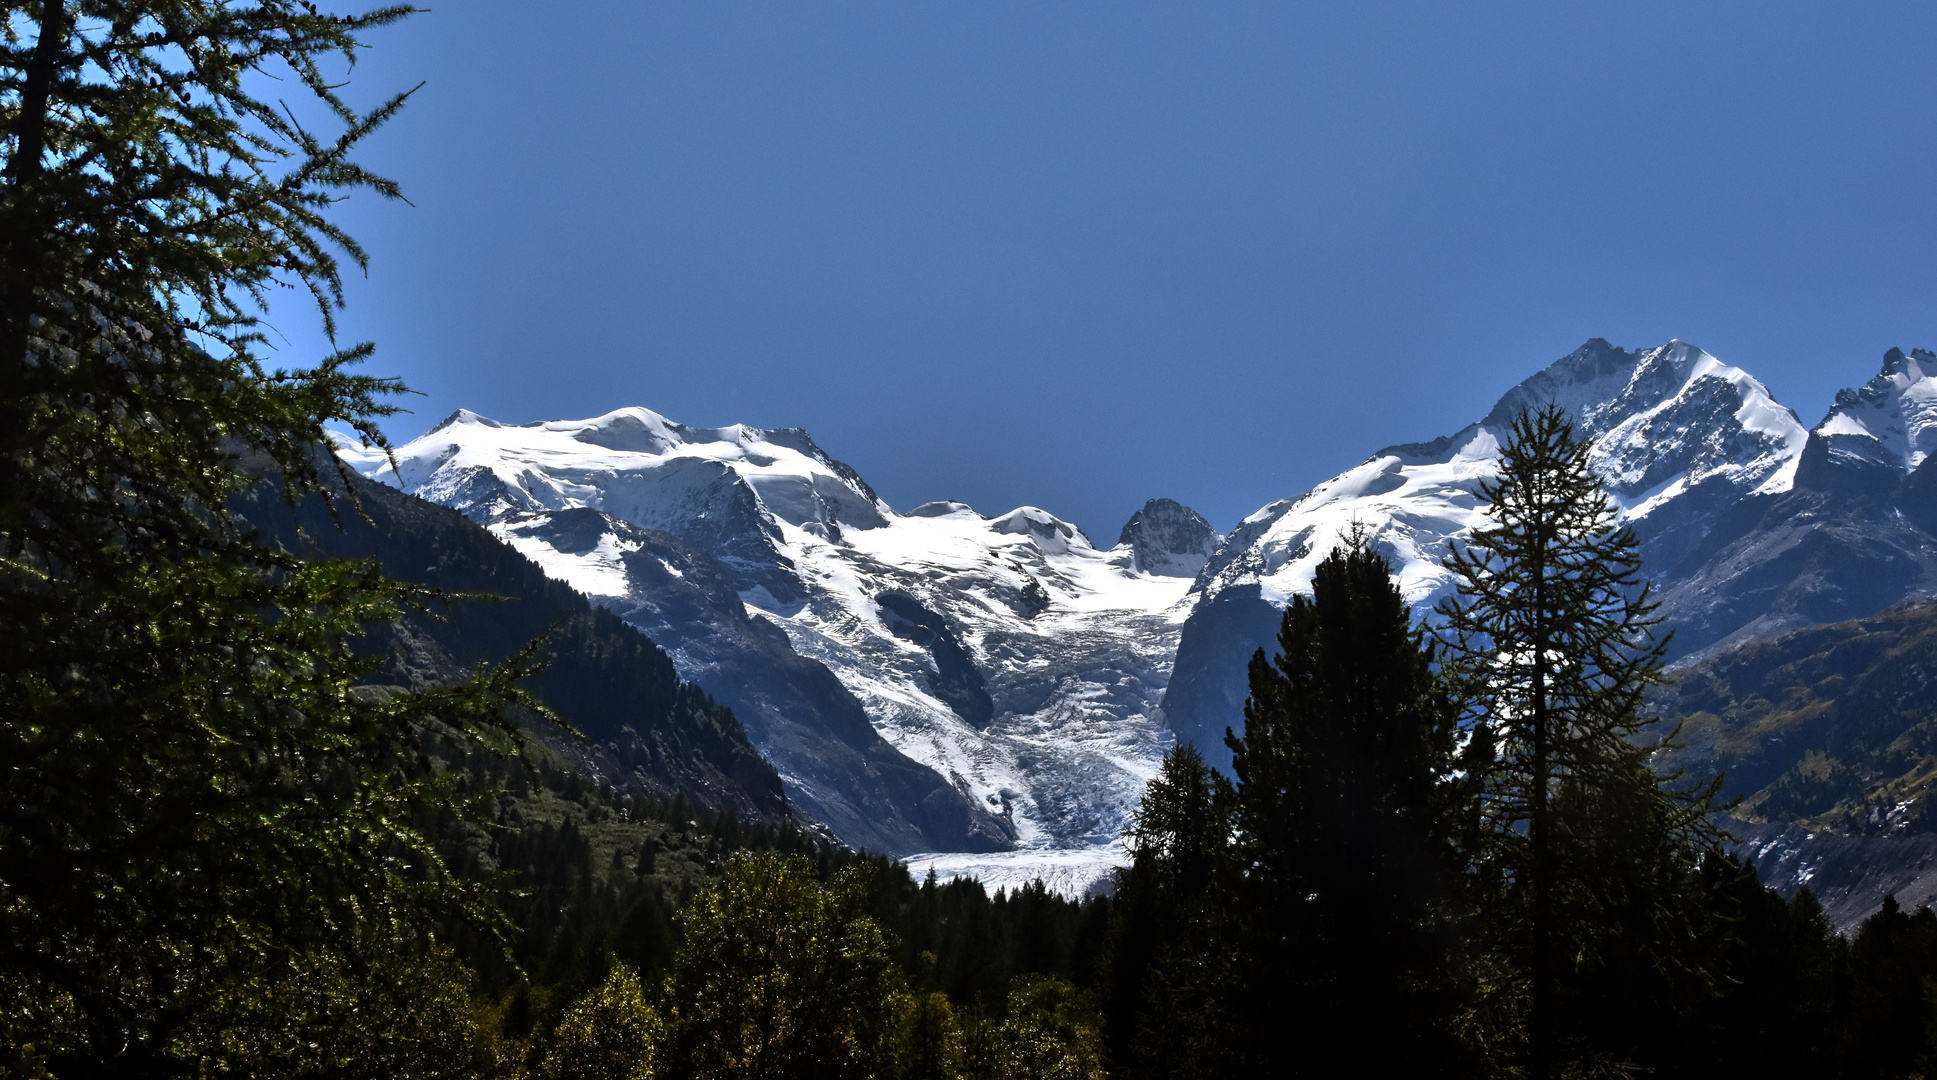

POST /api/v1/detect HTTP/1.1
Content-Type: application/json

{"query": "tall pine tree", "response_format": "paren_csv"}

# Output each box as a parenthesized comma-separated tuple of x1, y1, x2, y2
(1107, 743, 1241, 1079)
(1226, 535, 1468, 1076)
(1436, 405, 1721, 1079)
(0, 4, 538, 1071)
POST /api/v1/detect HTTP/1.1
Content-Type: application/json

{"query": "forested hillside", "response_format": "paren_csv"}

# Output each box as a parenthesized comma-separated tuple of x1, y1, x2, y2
(237, 471, 790, 821)
(1655, 597, 1937, 925)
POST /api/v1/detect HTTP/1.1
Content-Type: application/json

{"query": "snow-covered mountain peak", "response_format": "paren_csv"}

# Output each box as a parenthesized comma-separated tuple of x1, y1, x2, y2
(1192, 339, 1807, 616)
(427, 407, 502, 433)
(907, 500, 977, 518)
(336, 406, 900, 604)
(1812, 347, 1937, 475)
(987, 506, 1091, 553)
(1165, 339, 1812, 773)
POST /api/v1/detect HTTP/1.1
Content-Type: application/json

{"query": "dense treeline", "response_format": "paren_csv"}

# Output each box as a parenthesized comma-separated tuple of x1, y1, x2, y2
(422, 725, 1937, 1080)
(415, 743, 1116, 1078)
(1094, 409, 1937, 1079)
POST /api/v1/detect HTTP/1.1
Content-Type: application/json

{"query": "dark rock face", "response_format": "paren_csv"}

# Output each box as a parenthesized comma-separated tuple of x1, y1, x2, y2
(502, 510, 1016, 856)
(1159, 583, 1284, 774)
(876, 590, 996, 729)
(595, 459, 810, 608)
(1477, 337, 1634, 428)
(1792, 427, 1904, 496)
(1649, 471, 1937, 663)
(1015, 577, 1052, 619)
(1117, 498, 1221, 578)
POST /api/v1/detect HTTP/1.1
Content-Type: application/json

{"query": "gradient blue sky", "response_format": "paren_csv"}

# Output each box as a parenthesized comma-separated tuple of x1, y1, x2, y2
(287, 2, 1937, 539)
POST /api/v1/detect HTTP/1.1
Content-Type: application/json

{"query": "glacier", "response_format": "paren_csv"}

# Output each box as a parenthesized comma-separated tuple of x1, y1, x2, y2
(334, 407, 1220, 887)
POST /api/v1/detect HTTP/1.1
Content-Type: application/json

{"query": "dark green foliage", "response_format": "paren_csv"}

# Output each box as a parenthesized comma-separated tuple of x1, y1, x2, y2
(870, 868, 1110, 1015)
(1528, 763, 1727, 1075)
(1105, 744, 1239, 1079)
(1841, 895, 1937, 1080)
(0, 2, 554, 1072)
(1228, 536, 1468, 1075)
(1438, 406, 1722, 1078)
(1104, 539, 1470, 1077)
(413, 752, 1111, 1077)
(1695, 868, 1846, 1077)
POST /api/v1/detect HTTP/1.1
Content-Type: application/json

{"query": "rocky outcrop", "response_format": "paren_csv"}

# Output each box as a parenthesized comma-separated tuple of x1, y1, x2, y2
(1730, 822, 1937, 932)
(1116, 498, 1222, 578)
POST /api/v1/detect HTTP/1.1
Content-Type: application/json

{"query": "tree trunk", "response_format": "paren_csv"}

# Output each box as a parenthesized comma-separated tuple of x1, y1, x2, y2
(1, 1, 69, 413)
(1530, 527, 1553, 1080)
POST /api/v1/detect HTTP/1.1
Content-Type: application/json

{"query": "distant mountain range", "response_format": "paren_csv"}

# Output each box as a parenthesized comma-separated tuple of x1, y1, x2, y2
(336, 410, 1217, 892)
(335, 338, 1937, 909)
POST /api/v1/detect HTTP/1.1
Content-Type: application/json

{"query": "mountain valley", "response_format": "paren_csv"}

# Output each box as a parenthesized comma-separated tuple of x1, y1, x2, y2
(336, 338, 1937, 916)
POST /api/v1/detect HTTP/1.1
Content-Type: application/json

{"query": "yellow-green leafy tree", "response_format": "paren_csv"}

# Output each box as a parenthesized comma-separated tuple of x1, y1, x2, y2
(543, 964, 662, 1080)
(962, 976, 1106, 1080)
(167, 941, 482, 1079)
(894, 989, 964, 1080)
(659, 854, 906, 1080)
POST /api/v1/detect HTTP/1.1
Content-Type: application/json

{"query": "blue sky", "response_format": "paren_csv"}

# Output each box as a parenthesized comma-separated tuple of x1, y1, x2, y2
(287, 2, 1937, 539)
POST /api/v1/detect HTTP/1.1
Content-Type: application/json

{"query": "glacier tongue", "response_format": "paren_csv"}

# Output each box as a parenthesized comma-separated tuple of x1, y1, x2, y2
(337, 407, 1217, 882)
(758, 506, 1198, 852)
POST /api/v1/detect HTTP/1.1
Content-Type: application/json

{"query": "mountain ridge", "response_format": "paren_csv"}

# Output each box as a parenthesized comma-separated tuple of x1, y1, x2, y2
(1166, 338, 1812, 767)
(335, 336, 1937, 906)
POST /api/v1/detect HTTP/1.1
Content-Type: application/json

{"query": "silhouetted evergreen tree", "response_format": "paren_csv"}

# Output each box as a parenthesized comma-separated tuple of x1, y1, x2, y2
(1693, 867, 1846, 1078)
(1106, 743, 1239, 1078)
(1841, 894, 1937, 1079)
(1224, 537, 1468, 1076)
(0, 3, 545, 1073)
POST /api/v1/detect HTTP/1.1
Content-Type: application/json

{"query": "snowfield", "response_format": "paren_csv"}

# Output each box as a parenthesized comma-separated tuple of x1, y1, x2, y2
(335, 336, 1862, 896)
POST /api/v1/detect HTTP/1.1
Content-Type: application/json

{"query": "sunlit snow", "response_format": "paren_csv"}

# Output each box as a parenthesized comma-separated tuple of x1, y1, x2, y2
(1811, 348, 1937, 473)
(1195, 340, 1809, 625)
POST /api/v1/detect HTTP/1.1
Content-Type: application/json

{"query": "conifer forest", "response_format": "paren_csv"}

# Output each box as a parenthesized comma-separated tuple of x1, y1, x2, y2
(9, 4, 1937, 1078)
